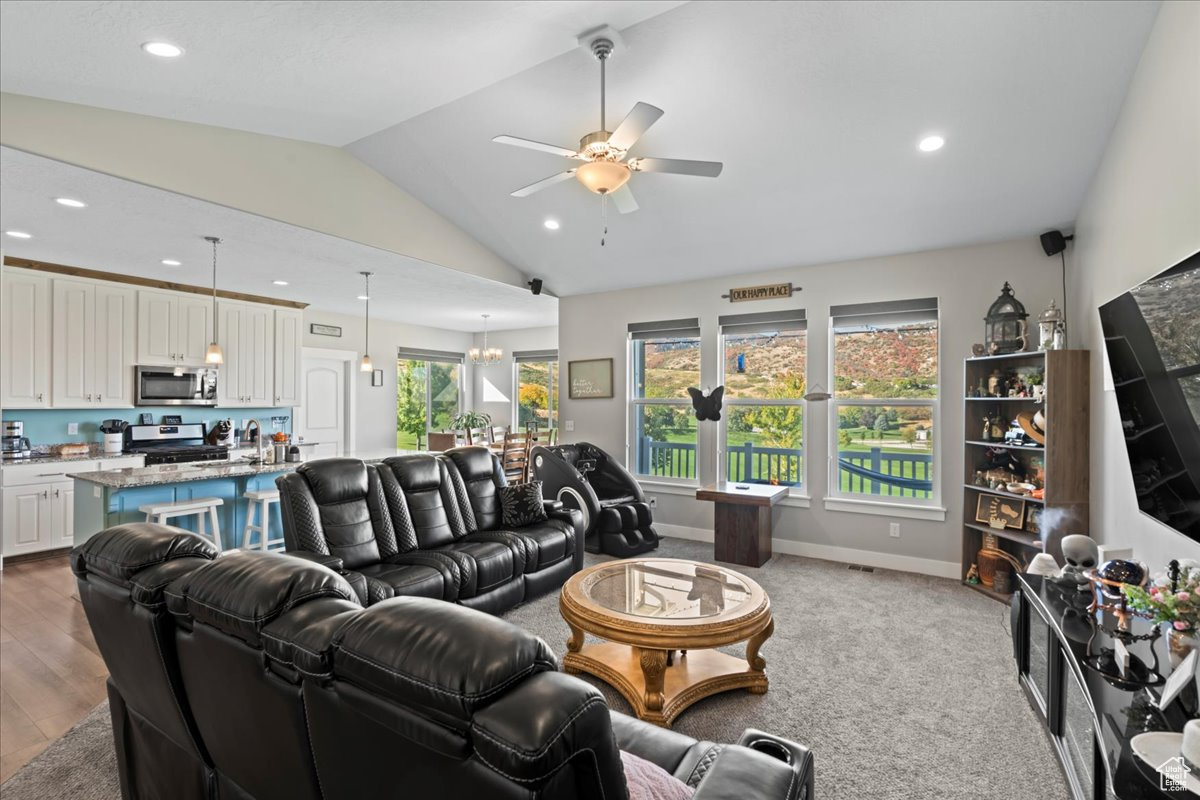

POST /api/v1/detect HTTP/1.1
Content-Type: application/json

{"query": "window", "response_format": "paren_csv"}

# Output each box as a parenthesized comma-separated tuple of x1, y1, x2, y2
(830, 298, 938, 505)
(514, 350, 559, 431)
(396, 348, 463, 449)
(719, 309, 807, 489)
(628, 318, 701, 481)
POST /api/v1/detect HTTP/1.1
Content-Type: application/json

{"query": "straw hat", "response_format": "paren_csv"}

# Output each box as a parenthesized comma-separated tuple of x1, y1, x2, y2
(1017, 409, 1046, 445)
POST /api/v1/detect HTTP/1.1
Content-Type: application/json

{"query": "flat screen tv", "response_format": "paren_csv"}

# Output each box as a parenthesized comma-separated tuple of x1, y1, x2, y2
(1098, 252, 1200, 542)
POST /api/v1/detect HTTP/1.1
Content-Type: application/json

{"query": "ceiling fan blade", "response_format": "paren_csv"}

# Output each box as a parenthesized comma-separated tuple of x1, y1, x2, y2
(610, 184, 639, 214)
(629, 157, 723, 178)
(510, 170, 577, 198)
(608, 102, 664, 151)
(493, 135, 578, 158)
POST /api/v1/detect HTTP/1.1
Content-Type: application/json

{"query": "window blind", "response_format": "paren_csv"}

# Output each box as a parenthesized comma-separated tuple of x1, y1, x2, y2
(396, 347, 465, 364)
(718, 308, 807, 336)
(627, 318, 701, 341)
(830, 297, 938, 330)
(512, 349, 559, 363)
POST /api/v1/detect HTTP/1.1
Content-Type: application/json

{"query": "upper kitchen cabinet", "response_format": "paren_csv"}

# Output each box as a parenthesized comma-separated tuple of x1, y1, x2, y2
(137, 289, 214, 367)
(1, 269, 51, 408)
(52, 278, 136, 407)
(217, 300, 274, 407)
(273, 308, 303, 407)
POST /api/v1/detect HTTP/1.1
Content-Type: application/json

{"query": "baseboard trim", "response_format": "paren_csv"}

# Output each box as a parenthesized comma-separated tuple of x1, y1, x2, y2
(656, 523, 960, 579)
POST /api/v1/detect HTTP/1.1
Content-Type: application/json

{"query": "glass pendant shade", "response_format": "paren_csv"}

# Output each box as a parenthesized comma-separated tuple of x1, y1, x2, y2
(360, 354, 373, 372)
(359, 271, 374, 373)
(205, 342, 224, 365)
(576, 160, 631, 194)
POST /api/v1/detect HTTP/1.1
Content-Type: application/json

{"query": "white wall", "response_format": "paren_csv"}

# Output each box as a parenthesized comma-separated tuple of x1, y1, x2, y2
(559, 237, 1064, 575)
(469, 326, 558, 429)
(1069, 1, 1200, 568)
(0, 93, 527, 289)
(302, 309, 474, 454)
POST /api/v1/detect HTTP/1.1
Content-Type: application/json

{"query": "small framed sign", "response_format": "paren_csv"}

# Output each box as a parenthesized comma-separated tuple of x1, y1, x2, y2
(975, 494, 1026, 530)
(371, 369, 384, 387)
(568, 358, 614, 399)
(723, 282, 794, 303)
(310, 323, 342, 338)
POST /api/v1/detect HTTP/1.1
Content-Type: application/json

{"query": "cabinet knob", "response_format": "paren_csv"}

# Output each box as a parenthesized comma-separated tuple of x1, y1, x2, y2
(87, 394, 93, 402)
(42, 490, 48, 499)
(97, 394, 103, 402)
(54, 488, 60, 498)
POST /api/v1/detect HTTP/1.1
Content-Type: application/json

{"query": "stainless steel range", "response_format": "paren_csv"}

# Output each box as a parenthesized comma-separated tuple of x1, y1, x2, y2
(124, 423, 229, 465)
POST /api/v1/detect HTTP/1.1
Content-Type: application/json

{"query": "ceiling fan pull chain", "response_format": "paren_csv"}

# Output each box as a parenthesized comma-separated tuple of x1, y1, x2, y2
(601, 193, 608, 246)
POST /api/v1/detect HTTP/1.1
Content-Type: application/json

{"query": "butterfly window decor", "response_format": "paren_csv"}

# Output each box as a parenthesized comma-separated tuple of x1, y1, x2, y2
(687, 385, 725, 421)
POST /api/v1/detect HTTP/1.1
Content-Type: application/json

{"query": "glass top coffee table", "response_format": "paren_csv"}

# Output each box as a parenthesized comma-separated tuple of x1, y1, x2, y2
(559, 558, 773, 727)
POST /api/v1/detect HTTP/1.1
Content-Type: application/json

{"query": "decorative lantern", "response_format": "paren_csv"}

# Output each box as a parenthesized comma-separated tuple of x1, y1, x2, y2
(985, 282, 1029, 355)
(1037, 300, 1065, 350)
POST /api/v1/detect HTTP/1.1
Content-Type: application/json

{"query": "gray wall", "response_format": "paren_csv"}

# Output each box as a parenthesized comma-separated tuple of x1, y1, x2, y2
(469, 326, 559, 429)
(559, 237, 1063, 575)
(1069, 1, 1200, 568)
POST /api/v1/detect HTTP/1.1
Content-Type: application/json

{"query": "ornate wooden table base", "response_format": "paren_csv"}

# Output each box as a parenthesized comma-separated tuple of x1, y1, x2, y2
(564, 619, 774, 727)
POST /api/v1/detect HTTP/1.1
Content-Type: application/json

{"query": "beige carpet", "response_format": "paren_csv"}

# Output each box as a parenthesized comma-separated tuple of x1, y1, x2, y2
(1, 537, 1064, 799)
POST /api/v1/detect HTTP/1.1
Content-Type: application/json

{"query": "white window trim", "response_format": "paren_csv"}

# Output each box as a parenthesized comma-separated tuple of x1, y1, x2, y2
(717, 328, 808, 496)
(398, 356, 464, 441)
(627, 335, 699, 484)
(512, 358, 559, 431)
(826, 310, 941, 511)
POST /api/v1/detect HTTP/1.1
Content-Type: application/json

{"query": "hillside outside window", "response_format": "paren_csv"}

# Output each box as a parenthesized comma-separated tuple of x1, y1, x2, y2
(628, 318, 701, 482)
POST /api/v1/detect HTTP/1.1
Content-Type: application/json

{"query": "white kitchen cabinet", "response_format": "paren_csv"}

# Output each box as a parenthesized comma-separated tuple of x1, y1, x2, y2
(273, 308, 302, 407)
(217, 301, 274, 407)
(137, 290, 214, 367)
(52, 279, 136, 407)
(49, 483, 74, 549)
(2, 484, 48, 557)
(1, 270, 51, 408)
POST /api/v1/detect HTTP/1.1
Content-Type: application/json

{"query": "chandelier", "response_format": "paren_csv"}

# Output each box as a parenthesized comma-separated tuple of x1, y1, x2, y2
(469, 314, 502, 366)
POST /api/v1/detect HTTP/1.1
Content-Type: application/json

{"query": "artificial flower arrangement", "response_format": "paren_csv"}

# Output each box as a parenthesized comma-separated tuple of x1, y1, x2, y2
(1122, 560, 1200, 633)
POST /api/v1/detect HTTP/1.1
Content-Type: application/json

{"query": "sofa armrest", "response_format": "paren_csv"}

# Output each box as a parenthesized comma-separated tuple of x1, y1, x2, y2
(547, 506, 586, 571)
(609, 711, 706, 778)
(691, 741, 811, 800)
(284, 551, 345, 572)
(543, 500, 564, 513)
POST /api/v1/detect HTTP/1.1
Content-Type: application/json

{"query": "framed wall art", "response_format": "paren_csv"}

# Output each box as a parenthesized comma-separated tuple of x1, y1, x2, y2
(371, 369, 384, 387)
(568, 358, 614, 399)
(975, 494, 1026, 530)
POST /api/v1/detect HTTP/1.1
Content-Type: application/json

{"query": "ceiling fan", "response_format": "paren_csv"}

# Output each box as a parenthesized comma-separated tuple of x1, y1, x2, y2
(493, 34, 723, 218)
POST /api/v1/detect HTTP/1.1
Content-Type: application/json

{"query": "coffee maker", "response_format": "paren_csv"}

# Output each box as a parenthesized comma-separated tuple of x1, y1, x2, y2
(2, 420, 32, 460)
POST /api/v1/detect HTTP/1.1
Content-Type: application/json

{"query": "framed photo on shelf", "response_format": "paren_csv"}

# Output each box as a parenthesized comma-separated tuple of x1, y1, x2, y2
(1025, 507, 1042, 535)
(976, 494, 1026, 530)
(568, 358, 614, 399)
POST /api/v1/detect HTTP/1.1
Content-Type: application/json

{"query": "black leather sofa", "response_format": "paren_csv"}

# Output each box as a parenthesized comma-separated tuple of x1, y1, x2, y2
(275, 449, 583, 614)
(72, 524, 815, 800)
(530, 442, 659, 557)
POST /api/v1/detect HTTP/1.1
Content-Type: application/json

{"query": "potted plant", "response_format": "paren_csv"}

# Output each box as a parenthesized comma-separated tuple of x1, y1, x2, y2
(451, 410, 492, 431)
(1123, 560, 1200, 666)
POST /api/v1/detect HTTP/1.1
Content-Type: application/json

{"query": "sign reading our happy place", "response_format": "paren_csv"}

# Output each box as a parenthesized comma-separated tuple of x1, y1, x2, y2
(724, 282, 794, 303)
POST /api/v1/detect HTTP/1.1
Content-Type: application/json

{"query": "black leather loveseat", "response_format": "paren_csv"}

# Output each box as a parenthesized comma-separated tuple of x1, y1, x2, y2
(275, 448, 582, 614)
(531, 441, 659, 557)
(71, 523, 815, 800)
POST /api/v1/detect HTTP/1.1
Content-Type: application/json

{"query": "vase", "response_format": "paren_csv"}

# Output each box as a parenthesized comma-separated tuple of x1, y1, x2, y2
(1166, 626, 1198, 668)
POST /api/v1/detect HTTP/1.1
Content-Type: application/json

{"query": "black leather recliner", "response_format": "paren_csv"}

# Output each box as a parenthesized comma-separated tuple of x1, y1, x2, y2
(276, 449, 584, 614)
(72, 524, 815, 800)
(531, 442, 660, 557)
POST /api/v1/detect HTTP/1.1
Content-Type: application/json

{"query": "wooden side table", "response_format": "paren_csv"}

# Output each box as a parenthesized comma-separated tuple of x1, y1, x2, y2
(696, 482, 788, 567)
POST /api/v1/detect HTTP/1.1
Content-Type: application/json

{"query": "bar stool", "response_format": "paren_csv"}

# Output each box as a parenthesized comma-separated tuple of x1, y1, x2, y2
(241, 489, 283, 551)
(139, 497, 225, 553)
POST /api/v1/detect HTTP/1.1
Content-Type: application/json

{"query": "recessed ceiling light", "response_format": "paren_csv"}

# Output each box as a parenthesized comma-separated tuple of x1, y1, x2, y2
(918, 135, 945, 153)
(142, 41, 184, 58)
(5, 230, 32, 239)
(357, 295, 370, 300)
(161, 259, 182, 266)
(543, 218, 561, 230)
(55, 197, 87, 208)
(273, 280, 289, 286)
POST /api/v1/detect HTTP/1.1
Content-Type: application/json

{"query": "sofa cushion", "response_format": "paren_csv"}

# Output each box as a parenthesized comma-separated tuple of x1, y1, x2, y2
(357, 562, 446, 600)
(499, 481, 549, 528)
(71, 522, 217, 587)
(442, 447, 505, 530)
(438, 540, 515, 595)
(381, 455, 468, 548)
(297, 458, 369, 504)
(621, 750, 695, 800)
(503, 519, 572, 570)
(331, 597, 556, 722)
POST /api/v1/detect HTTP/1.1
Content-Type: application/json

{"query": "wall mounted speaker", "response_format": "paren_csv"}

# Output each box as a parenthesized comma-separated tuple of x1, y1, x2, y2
(1040, 230, 1074, 257)
(528, 278, 543, 295)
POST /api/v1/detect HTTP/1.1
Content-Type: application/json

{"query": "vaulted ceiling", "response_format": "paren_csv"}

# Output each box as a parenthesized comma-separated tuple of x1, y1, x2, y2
(0, 1, 1161, 300)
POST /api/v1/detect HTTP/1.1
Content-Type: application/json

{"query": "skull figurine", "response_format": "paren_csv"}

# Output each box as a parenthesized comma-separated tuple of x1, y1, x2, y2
(1058, 534, 1100, 590)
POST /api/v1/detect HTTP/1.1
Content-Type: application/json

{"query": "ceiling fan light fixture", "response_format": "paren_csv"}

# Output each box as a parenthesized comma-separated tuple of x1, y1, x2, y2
(576, 160, 631, 195)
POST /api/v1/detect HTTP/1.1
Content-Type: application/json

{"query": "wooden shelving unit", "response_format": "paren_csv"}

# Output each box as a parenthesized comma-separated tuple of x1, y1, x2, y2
(961, 349, 1090, 601)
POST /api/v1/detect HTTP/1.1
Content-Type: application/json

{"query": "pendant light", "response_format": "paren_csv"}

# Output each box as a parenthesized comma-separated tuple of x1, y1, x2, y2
(203, 236, 224, 365)
(469, 314, 503, 366)
(359, 271, 373, 372)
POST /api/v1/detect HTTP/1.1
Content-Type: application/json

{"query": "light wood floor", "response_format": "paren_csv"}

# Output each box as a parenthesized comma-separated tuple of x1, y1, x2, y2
(0, 555, 108, 783)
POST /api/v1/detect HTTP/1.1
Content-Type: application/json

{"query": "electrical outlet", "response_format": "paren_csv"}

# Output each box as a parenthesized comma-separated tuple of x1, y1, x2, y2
(648, 495, 657, 509)
(67, 422, 79, 435)
(564, 420, 575, 432)
(889, 522, 900, 538)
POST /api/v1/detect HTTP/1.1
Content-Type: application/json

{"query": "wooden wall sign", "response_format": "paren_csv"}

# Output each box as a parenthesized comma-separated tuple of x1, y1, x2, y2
(568, 358, 614, 399)
(723, 282, 795, 302)
(310, 323, 342, 337)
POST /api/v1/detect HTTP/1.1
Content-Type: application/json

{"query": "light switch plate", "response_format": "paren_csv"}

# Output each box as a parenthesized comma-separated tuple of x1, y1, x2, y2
(67, 422, 79, 435)
(564, 420, 575, 431)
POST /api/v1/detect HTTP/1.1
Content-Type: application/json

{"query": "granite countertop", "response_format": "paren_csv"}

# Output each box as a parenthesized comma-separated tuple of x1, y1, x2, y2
(73, 460, 299, 489)
(4, 446, 147, 466)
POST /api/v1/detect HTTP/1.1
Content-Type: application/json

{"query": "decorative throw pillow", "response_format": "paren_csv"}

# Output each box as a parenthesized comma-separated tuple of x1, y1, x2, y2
(500, 481, 548, 527)
(620, 750, 695, 800)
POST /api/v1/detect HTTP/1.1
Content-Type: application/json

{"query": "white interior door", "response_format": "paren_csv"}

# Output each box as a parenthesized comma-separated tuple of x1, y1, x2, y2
(298, 354, 348, 458)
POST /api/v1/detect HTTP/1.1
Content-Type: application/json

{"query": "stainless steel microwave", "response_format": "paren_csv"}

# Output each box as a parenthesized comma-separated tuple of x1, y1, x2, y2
(135, 366, 219, 406)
